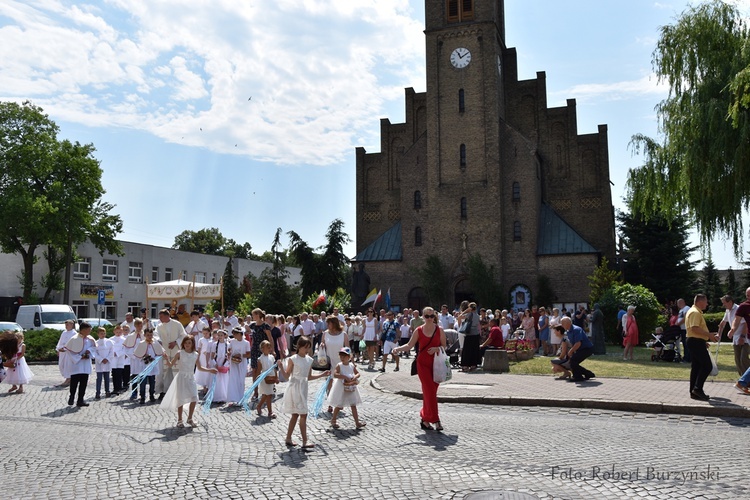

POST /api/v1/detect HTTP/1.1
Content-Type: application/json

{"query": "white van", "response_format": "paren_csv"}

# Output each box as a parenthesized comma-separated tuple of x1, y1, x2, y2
(15, 304, 78, 332)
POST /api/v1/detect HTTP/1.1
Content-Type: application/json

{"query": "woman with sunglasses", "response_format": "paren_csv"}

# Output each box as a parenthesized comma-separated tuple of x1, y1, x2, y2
(362, 309, 380, 370)
(393, 307, 447, 431)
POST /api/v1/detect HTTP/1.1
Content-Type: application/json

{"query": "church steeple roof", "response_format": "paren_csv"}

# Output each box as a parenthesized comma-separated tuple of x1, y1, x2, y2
(537, 204, 598, 255)
(352, 222, 402, 262)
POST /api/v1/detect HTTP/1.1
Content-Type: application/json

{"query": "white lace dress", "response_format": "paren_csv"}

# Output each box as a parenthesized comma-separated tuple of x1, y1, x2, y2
(326, 362, 361, 408)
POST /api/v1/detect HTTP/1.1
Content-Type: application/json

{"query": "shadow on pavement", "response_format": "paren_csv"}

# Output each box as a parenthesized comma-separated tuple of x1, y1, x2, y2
(40, 406, 79, 418)
(414, 431, 458, 451)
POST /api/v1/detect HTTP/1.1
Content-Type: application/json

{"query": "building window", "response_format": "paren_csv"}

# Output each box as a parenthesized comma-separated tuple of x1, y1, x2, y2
(72, 300, 89, 319)
(212, 273, 217, 285)
(458, 88, 465, 112)
(104, 301, 117, 321)
(180, 270, 188, 281)
(73, 257, 90, 280)
(128, 262, 143, 283)
(102, 259, 118, 282)
(165, 268, 173, 281)
(447, 0, 474, 23)
(460, 197, 467, 220)
(514, 221, 522, 241)
(127, 302, 142, 316)
(460, 144, 466, 168)
(151, 266, 159, 283)
(414, 190, 422, 210)
(512, 181, 521, 202)
(415, 226, 423, 247)
(150, 303, 158, 319)
(196, 272, 207, 284)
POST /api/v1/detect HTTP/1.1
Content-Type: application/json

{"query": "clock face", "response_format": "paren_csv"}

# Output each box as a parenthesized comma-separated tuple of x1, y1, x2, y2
(497, 55, 502, 76)
(450, 47, 471, 69)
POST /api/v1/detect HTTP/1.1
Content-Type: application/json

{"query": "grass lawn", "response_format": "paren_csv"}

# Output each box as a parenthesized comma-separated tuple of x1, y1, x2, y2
(507, 345, 741, 382)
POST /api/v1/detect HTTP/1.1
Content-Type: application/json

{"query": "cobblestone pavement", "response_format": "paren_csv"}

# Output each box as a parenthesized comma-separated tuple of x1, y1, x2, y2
(1, 363, 746, 499)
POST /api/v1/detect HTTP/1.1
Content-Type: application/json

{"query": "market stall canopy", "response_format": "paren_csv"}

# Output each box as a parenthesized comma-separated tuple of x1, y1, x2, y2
(147, 279, 221, 300)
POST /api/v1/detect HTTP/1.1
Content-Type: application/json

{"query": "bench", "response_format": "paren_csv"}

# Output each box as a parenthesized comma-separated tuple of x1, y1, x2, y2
(483, 349, 509, 373)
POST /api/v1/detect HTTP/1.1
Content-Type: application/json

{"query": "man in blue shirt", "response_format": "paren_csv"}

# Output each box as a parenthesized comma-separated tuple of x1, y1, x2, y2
(379, 311, 401, 373)
(562, 317, 595, 382)
(616, 305, 626, 340)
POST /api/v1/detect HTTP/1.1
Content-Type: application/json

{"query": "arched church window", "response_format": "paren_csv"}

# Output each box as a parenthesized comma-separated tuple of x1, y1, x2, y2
(512, 182, 521, 201)
(460, 197, 467, 220)
(415, 226, 423, 246)
(514, 221, 522, 241)
(460, 144, 466, 168)
(414, 190, 422, 210)
(459, 89, 465, 113)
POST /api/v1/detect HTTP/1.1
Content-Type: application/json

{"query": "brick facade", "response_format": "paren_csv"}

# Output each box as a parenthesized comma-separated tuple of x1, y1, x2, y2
(354, 0, 615, 311)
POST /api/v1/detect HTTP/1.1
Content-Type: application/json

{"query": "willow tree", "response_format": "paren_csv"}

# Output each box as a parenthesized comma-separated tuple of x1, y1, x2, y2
(628, 1, 750, 256)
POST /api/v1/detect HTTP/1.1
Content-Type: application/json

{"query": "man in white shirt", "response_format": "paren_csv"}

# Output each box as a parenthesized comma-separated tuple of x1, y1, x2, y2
(120, 312, 135, 333)
(155, 308, 186, 399)
(332, 307, 345, 325)
(719, 294, 749, 376)
(300, 312, 315, 338)
(185, 310, 208, 339)
(438, 304, 456, 330)
(223, 307, 239, 331)
(675, 298, 690, 362)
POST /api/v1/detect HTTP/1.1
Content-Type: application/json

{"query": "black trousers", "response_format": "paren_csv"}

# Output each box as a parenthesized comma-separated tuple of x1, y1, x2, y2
(687, 337, 711, 394)
(569, 347, 595, 380)
(111, 368, 125, 393)
(139, 375, 155, 401)
(69, 373, 89, 404)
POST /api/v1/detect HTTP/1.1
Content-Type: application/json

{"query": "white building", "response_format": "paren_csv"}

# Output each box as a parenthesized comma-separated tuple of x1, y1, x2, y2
(0, 240, 301, 321)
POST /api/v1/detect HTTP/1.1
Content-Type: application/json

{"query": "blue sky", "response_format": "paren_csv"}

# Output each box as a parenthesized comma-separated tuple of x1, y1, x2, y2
(1, 0, 747, 270)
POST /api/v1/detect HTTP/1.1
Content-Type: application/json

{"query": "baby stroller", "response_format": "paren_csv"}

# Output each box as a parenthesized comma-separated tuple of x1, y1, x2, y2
(446, 339, 461, 368)
(647, 325, 682, 362)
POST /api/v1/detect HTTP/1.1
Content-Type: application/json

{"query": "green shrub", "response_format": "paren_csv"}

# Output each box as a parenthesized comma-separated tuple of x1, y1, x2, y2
(703, 312, 725, 334)
(24, 328, 64, 362)
(598, 283, 662, 345)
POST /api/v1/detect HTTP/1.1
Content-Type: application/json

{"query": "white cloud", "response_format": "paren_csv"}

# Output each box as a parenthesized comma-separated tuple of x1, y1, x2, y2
(0, 0, 426, 165)
(552, 74, 669, 103)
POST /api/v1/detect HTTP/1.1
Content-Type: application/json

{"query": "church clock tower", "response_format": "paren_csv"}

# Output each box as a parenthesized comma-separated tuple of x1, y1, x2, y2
(424, 0, 510, 276)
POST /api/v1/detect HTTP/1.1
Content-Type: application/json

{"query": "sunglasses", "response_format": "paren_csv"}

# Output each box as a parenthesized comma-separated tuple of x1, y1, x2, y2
(423, 314, 436, 319)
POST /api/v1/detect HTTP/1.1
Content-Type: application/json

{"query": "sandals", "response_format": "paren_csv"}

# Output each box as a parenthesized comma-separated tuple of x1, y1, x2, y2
(270, 413, 277, 419)
(301, 443, 315, 451)
(285, 441, 298, 447)
(420, 421, 434, 431)
(187, 419, 196, 427)
(330, 422, 340, 429)
(356, 422, 367, 429)
(176, 420, 185, 428)
(435, 421, 444, 432)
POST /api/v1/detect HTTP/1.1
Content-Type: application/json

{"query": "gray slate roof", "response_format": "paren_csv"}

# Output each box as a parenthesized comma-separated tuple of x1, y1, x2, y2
(537, 203, 598, 255)
(353, 221, 402, 262)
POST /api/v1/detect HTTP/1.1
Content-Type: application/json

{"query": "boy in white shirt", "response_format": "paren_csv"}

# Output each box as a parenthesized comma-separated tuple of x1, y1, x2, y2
(94, 327, 114, 399)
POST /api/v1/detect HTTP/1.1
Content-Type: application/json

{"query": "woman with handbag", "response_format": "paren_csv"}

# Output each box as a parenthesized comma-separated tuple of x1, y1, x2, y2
(393, 307, 447, 431)
(458, 302, 482, 372)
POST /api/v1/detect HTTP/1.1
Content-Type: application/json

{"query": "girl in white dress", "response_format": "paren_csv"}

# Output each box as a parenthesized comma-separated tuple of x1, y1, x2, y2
(276, 336, 330, 449)
(161, 336, 217, 428)
(227, 327, 250, 404)
(4, 332, 33, 393)
(194, 327, 213, 395)
(211, 330, 230, 404)
(327, 347, 365, 430)
(257, 340, 277, 418)
(321, 317, 348, 413)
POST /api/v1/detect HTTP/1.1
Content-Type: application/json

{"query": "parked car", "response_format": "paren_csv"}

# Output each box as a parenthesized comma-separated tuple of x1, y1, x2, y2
(0, 321, 24, 333)
(78, 318, 113, 328)
(15, 304, 77, 332)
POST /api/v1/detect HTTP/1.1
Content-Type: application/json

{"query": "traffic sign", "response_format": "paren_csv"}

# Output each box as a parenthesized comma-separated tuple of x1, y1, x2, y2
(97, 290, 106, 305)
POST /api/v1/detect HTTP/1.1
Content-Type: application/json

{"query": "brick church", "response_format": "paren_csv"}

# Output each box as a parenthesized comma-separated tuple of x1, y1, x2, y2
(352, 0, 616, 312)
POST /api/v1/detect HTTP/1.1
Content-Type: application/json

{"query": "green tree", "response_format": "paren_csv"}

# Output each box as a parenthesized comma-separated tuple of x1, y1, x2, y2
(535, 274, 557, 307)
(466, 254, 504, 309)
(172, 228, 253, 259)
(40, 245, 66, 303)
(627, 1, 750, 256)
(698, 256, 724, 312)
(219, 257, 241, 313)
(248, 228, 301, 313)
(288, 219, 351, 298)
(725, 267, 741, 302)
(416, 255, 451, 307)
(0, 101, 123, 302)
(588, 257, 622, 306)
(617, 210, 696, 302)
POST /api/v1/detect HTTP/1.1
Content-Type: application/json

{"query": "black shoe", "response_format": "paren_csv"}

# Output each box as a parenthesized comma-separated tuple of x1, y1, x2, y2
(378, 368, 386, 373)
(68, 395, 74, 406)
(105, 392, 112, 397)
(139, 399, 145, 404)
(77, 402, 89, 407)
(150, 397, 157, 403)
(394, 367, 400, 372)
(158, 393, 165, 401)
(95, 395, 101, 400)
(690, 389, 710, 401)
(420, 421, 434, 431)
(567, 378, 585, 382)
(584, 373, 596, 380)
